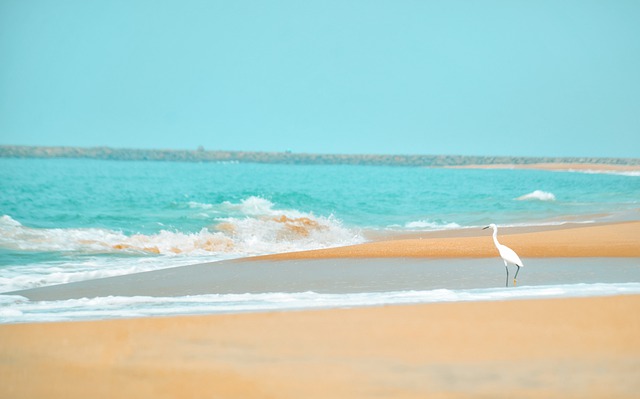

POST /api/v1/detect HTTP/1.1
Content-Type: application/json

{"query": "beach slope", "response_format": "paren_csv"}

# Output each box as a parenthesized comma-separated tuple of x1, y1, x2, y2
(1, 295, 639, 398)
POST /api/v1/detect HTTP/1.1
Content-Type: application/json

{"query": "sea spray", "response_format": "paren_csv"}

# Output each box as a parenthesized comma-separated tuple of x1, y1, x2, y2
(0, 198, 362, 257)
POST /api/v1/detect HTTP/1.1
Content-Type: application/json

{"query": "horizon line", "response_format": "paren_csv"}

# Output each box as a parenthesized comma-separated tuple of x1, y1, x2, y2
(1, 144, 639, 163)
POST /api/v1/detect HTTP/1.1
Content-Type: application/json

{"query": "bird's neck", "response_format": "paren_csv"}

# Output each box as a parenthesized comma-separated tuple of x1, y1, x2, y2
(492, 229, 500, 247)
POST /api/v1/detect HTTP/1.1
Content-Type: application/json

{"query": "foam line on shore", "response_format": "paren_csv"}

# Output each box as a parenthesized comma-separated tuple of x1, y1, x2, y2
(3, 282, 640, 324)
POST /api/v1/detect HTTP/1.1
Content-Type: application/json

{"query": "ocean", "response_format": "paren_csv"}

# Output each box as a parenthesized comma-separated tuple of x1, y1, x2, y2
(1, 158, 639, 322)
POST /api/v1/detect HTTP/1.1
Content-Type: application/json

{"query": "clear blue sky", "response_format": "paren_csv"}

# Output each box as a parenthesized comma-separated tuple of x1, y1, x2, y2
(1, 0, 639, 157)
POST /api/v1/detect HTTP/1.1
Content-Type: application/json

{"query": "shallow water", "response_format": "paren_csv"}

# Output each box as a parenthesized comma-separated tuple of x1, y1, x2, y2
(2, 257, 639, 323)
(10, 257, 640, 299)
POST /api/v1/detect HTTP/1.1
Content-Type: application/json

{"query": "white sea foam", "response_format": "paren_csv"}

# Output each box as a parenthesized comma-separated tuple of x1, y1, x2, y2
(567, 169, 640, 177)
(0, 255, 231, 293)
(0, 217, 242, 292)
(0, 215, 21, 228)
(516, 190, 556, 201)
(213, 196, 363, 255)
(495, 220, 596, 229)
(223, 196, 277, 216)
(187, 201, 215, 210)
(0, 217, 234, 255)
(2, 282, 640, 323)
(0, 198, 363, 291)
(0, 198, 362, 258)
(404, 220, 461, 230)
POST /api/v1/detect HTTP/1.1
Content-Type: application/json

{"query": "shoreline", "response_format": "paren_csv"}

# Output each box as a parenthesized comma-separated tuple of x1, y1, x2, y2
(445, 162, 640, 172)
(6, 221, 640, 303)
(10, 257, 640, 302)
(2, 295, 639, 398)
(5, 220, 639, 319)
(2, 220, 639, 397)
(253, 220, 640, 261)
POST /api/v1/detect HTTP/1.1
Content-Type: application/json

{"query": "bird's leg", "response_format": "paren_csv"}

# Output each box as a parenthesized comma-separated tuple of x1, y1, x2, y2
(514, 265, 521, 286)
(505, 265, 509, 288)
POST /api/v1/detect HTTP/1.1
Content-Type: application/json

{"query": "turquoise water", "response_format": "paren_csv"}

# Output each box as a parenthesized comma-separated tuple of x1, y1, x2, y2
(1, 158, 639, 269)
(2, 158, 639, 231)
(0, 158, 639, 322)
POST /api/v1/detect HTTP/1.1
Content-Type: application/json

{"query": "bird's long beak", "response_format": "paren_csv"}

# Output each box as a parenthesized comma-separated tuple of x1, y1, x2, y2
(482, 226, 490, 230)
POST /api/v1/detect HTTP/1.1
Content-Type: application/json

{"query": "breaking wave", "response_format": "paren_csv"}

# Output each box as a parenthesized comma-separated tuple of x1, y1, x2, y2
(0, 198, 363, 292)
(0, 215, 233, 256)
(0, 197, 363, 257)
(214, 197, 362, 255)
(516, 190, 556, 201)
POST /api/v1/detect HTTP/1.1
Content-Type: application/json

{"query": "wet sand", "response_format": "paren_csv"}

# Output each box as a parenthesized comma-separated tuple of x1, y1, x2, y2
(9, 221, 640, 301)
(1, 295, 639, 398)
(10, 257, 640, 301)
(2, 221, 640, 398)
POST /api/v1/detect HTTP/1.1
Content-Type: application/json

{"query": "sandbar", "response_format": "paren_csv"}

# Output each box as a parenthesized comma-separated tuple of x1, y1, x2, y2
(254, 221, 640, 260)
(8, 221, 640, 301)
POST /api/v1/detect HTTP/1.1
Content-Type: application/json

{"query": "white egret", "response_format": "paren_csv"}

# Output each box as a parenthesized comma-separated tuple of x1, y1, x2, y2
(483, 223, 524, 287)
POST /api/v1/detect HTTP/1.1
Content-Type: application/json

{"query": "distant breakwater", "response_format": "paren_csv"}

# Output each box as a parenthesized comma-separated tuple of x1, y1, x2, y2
(1, 145, 638, 167)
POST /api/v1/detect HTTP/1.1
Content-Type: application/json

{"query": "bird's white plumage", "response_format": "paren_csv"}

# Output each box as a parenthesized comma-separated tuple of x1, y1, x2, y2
(484, 223, 524, 286)
(497, 243, 523, 267)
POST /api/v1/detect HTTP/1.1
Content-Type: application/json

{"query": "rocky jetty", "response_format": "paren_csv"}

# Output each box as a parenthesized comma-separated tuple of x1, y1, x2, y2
(0, 145, 638, 167)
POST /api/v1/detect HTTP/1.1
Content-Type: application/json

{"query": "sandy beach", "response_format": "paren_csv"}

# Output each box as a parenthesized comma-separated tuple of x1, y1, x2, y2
(2, 221, 640, 398)
(1, 295, 639, 398)
(3, 0, 640, 394)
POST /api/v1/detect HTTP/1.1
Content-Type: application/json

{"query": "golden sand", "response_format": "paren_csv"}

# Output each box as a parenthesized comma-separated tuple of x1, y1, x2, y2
(1, 295, 639, 398)
(1, 221, 639, 398)
(253, 221, 640, 261)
